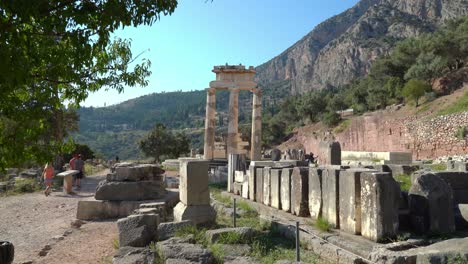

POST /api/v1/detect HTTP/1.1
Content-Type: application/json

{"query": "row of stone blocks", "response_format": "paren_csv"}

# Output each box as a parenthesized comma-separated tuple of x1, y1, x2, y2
(246, 165, 400, 242)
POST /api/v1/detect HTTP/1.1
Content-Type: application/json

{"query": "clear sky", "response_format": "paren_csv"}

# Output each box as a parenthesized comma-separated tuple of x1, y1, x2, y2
(82, 0, 360, 107)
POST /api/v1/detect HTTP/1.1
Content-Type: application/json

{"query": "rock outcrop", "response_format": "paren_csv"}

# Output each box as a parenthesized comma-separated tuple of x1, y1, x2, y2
(255, 0, 468, 95)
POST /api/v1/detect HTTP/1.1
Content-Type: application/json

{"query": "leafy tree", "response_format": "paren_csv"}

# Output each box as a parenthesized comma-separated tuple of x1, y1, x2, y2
(402, 79, 432, 107)
(321, 112, 341, 127)
(0, 0, 177, 170)
(139, 124, 190, 162)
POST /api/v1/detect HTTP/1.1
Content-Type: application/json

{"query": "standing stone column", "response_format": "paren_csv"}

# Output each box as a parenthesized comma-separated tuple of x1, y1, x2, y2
(250, 90, 262, 161)
(203, 88, 216, 160)
(227, 88, 240, 155)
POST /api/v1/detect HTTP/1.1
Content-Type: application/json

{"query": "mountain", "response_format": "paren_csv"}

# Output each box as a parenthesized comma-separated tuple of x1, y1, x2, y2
(255, 0, 468, 95)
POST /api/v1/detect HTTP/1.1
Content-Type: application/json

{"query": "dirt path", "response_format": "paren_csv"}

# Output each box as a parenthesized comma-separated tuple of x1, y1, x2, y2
(0, 170, 117, 264)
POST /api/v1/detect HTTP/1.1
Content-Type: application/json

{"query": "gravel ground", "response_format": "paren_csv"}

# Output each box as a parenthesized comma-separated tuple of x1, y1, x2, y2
(0, 169, 117, 264)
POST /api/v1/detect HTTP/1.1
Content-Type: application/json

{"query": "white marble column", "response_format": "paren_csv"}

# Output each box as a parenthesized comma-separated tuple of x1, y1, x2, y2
(250, 90, 262, 161)
(203, 88, 216, 160)
(227, 88, 240, 155)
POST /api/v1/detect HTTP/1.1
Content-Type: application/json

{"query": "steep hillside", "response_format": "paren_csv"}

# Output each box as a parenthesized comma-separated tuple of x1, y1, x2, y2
(255, 0, 468, 95)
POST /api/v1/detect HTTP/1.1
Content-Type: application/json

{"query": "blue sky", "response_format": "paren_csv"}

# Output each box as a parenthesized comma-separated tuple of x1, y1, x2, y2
(82, 0, 360, 107)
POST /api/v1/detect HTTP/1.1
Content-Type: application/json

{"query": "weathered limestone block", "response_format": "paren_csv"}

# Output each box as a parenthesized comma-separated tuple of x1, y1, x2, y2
(291, 167, 309, 217)
(248, 161, 275, 202)
(322, 169, 341, 228)
(157, 237, 215, 263)
(263, 167, 272, 206)
(270, 168, 282, 209)
(361, 172, 400, 242)
(309, 168, 324, 219)
(255, 168, 264, 203)
(205, 227, 256, 243)
(158, 220, 193, 241)
(414, 171, 468, 204)
(234, 171, 245, 183)
(228, 154, 246, 193)
(117, 214, 159, 247)
(280, 168, 293, 212)
(409, 173, 455, 234)
(233, 182, 242, 196)
(339, 169, 376, 234)
(113, 246, 156, 264)
(179, 160, 210, 206)
(455, 162, 468, 172)
(318, 141, 341, 165)
(242, 180, 249, 199)
(112, 164, 165, 182)
(95, 180, 165, 201)
(173, 203, 216, 226)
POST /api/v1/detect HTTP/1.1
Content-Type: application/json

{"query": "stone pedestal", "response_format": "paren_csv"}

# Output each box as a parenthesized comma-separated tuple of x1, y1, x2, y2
(322, 168, 341, 228)
(280, 168, 293, 212)
(174, 160, 216, 225)
(57, 170, 79, 194)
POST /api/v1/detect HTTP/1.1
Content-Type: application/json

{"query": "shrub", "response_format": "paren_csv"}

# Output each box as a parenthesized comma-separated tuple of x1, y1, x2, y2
(315, 217, 330, 232)
(395, 174, 412, 191)
(321, 112, 341, 127)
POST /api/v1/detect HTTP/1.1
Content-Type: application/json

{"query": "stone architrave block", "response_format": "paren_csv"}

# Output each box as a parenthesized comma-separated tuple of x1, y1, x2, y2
(179, 160, 210, 206)
(361, 172, 400, 242)
(339, 169, 376, 234)
(270, 169, 282, 209)
(322, 169, 341, 228)
(280, 168, 293, 212)
(409, 173, 455, 234)
(95, 180, 165, 201)
(263, 167, 272, 206)
(117, 213, 160, 247)
(318, 141, 341, 165)
(255, 168, 264, 203)
(309, 168, 324, 219)
(291, 167, 309, 217)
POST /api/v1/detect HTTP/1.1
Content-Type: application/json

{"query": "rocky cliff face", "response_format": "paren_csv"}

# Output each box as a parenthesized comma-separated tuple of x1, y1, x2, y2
(255, 0, 468, 95)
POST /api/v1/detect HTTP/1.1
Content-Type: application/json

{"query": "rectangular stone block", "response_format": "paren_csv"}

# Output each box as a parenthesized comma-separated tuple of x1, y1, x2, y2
(248, 165, 256, 201)
(263, 167, 272, 206)
(255, 168, 264, 203)
(242, 180, 249, 199)
(179, 160, 210, 206)
(77, 200, 148, 220)
(270, 169, 282, 209)
(361, 172, 400, 242)
(291, 167, 309, 216)
(455, 162, 468, 172)
(339, 169, 376, 234)
(322, 169, 341, 228)
(318, 141, 341, 165)
(234, 171, 245, 183)
(233, 182, 242, 195)
(309, 168, 324, 219)
(281, 168, 293, 212)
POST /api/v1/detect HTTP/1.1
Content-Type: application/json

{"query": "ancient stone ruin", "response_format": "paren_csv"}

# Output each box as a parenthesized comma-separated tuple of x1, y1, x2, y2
(203, 65, 262, 161)
(77, 163, 170, 220)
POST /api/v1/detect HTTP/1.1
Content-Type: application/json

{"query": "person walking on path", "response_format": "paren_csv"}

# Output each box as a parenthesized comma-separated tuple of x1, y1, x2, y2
(74, 154, 85, 190)
(42, 162, 55, 196)
(69, 154, 77, 186)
